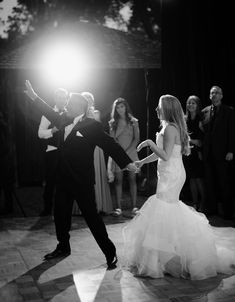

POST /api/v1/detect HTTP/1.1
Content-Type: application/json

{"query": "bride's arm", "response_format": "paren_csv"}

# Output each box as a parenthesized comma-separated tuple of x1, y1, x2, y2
(138, 153, 158, 167)
(147, 126, 176, 161)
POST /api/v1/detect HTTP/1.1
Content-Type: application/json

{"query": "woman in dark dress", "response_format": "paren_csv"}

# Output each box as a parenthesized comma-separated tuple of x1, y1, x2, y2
(183, 95, 205, 211)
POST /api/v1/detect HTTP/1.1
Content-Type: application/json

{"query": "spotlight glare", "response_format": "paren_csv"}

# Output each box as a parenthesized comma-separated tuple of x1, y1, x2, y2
(38, 41, 91, 87)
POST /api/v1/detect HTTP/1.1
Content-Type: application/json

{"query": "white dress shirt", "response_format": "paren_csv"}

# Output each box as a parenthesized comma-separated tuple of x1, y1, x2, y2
(38, 117, 57, 152)
(38, 106, 59, 152)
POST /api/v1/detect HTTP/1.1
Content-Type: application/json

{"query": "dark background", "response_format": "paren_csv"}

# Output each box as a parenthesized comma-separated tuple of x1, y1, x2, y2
(0, 0, 234, 186)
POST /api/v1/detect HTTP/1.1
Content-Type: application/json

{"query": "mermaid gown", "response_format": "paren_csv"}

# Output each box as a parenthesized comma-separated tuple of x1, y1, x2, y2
(123, 131, 235, 280)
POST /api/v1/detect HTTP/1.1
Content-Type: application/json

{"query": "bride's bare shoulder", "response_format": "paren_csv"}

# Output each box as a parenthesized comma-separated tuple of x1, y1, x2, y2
(163, 124, 178, 138)
(164, 124, 180, 143)
(164, 124, 178, 134)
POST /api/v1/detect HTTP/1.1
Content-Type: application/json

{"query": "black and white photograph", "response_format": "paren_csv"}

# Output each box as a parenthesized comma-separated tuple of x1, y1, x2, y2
(0, 1, 235, 301)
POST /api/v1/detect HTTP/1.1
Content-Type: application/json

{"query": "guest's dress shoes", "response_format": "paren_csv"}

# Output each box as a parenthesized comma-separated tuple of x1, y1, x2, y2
(106, 254, 118, 270)
(44, 247, 71, 260)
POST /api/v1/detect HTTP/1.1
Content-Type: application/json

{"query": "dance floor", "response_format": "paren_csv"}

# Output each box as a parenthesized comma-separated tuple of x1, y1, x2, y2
(1, 185, 235, 302)
(1, 213, 235, 302)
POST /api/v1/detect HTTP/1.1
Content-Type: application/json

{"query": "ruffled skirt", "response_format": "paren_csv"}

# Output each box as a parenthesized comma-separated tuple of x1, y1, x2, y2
(123, 195, 235, 280)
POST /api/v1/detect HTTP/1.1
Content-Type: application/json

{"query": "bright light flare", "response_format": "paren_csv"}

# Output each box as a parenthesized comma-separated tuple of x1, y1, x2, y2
(38, 41, 92, 87)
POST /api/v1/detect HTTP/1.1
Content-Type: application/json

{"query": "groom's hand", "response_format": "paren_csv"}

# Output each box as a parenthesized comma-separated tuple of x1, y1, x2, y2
(51, 126, 59, 134)
(24, 80, 38, 101)
(126, 162, 139, 173)
(135, 160, 144, 169)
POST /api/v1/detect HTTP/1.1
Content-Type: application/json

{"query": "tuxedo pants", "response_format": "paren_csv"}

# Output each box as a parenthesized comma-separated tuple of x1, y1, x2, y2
(54, 184, 116, 260)
(42, 150, 58, 212)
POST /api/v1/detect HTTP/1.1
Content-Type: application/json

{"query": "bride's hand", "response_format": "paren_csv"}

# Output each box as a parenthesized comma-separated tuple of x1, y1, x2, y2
(137, 139, 152, 152)
(135, 160, 144, 169)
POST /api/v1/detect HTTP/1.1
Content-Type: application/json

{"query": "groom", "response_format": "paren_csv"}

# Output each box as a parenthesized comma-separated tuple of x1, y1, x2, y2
(24, 80, 137, 269)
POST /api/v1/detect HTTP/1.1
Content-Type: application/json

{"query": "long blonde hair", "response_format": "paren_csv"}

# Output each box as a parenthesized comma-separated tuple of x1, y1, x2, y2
(160, 94, 190, 155)
(81, 91, 95, 118)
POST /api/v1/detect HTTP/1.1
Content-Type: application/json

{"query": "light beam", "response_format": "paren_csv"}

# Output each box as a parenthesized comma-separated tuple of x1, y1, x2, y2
(38, 40, 92, 88)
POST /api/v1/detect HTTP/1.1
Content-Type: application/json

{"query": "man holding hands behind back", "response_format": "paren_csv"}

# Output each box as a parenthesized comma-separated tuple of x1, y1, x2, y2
(24, 80, 138, 269)
(38, 88, 68, 216)
(202, 86, 235, 220)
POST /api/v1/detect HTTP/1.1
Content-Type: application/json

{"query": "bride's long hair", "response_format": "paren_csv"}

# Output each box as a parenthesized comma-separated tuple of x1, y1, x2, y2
(159, 94, 190, 155)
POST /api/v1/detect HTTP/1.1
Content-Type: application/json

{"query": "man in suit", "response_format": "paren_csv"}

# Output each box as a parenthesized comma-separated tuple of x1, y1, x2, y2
(38, 88, 69, 216)
(24, 80, 137, 269)
(202, 85, 235, 219)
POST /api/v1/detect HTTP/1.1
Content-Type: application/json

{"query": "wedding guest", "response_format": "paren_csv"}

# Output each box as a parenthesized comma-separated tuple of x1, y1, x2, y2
(93, 109, 113, 214)
(108, 98, 140, 217)
(201, 86, 235, 219)
(38, 88, 68, 216)
(183, 95, 205, 211)
(81, 91, 95, 118)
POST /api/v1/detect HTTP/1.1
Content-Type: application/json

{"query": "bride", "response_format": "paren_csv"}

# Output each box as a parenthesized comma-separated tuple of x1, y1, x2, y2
(123, 94, 235, 280)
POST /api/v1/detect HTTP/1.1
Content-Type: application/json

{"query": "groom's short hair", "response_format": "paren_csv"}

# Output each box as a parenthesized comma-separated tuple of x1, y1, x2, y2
(69, 93, 88, 105)
(69, 93, 88, 113)
(54, 88, 69, 98)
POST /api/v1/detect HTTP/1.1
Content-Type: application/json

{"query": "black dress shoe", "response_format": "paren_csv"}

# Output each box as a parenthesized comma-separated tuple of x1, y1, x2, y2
(107, 254, 118, 269)
(44, 248, 71, 260)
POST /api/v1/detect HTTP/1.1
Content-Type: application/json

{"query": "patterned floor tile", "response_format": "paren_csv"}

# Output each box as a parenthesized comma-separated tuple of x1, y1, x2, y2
(0, 211, 235, 302)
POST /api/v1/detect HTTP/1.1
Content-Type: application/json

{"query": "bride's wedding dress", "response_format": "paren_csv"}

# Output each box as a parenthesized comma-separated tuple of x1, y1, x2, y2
(123, 130, 235, 280)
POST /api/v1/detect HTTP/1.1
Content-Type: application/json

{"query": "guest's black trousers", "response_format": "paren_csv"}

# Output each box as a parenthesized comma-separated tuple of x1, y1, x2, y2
(204, 158, 233, 217)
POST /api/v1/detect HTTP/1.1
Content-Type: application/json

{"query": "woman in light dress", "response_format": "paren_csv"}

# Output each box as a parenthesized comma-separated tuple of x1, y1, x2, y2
(123, 94, 235, 280)
(108, 98, 140, 217)
(93, 109, 113, 214)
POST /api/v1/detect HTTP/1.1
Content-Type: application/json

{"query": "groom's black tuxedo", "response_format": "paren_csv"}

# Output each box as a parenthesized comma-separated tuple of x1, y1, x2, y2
(33, 96, 132, 262)
(59, 117, 131, 189)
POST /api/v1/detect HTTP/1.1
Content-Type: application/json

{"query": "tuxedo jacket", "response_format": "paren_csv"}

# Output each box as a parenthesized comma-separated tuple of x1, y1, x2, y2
(202, 104, 235, 161)
(34, 97, 132, 190)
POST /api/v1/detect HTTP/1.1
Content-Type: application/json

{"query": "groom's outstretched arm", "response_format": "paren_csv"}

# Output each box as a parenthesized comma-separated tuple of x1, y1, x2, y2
(88, 121, 137, 172)
(24, 80, 69, 129)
